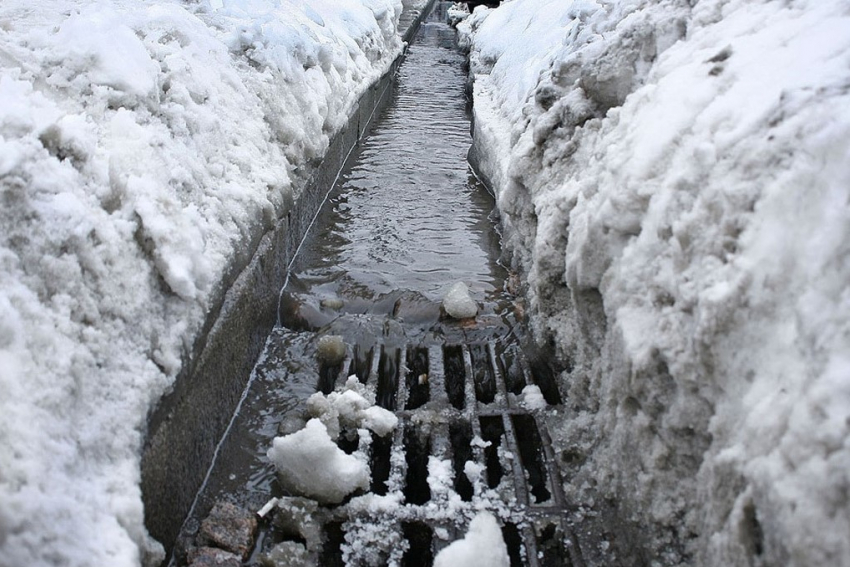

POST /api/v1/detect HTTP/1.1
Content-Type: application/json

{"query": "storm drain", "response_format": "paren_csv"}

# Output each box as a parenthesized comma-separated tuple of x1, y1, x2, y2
(242, 339, 584, 567)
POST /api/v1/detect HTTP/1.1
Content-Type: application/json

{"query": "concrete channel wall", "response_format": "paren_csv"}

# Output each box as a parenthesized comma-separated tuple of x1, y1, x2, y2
(141, 0, 435, 554)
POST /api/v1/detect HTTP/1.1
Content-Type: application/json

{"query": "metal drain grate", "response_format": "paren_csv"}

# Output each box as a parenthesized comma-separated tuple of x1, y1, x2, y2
(247, 339, 586, 567)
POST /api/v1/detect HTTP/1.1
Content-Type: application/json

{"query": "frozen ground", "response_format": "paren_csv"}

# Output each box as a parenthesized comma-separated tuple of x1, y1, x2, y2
(0, 0, 404, 565)
(460, 0, 850, 564)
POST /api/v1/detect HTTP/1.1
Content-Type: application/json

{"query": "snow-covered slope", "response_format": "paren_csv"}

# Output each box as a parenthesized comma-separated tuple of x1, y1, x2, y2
(462, 0, 850, 564)
(0, 0, 402, 565)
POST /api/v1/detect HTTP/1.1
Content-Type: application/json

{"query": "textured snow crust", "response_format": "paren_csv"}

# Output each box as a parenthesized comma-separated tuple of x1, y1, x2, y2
(462, 0, 850, 564)
(0, 0, 402, 565)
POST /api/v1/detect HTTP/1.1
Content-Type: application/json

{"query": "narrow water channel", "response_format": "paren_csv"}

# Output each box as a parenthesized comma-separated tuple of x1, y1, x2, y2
(173, 4, 573, 565)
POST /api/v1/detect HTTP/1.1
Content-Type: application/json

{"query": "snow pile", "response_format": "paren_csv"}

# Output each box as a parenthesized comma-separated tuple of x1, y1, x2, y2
(306, 376, 399, 438)
(433, 511, 509, 567)
(0, 0, 403, 565)
(267, 419, 370, 504)
(268, 377, 397, 503)
(463, 0, 850, 564)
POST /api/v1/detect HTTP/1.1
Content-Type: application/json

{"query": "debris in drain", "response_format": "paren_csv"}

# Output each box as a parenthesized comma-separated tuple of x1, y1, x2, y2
(196, 501, 257, 560)
(267, 418, 370, 503)
(442, 281, 478, 319)
(433, 511, 509, 567)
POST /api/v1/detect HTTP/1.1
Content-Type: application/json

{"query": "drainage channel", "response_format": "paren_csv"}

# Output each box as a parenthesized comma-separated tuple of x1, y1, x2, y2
(171, 3, 580, 566)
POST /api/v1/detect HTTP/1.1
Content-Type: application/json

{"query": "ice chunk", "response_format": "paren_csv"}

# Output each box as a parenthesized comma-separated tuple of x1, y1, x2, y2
(442, 282, 478, 319)
(306, 379, 398, 438)
(433, 511, 509, 567)
(520, 384, 547, 410)
(267, 419, 369, 504)
(259, 541, 310, 567)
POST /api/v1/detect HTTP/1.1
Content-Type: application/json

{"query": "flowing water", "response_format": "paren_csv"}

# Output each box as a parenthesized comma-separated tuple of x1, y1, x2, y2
(174, 4, 579, 566)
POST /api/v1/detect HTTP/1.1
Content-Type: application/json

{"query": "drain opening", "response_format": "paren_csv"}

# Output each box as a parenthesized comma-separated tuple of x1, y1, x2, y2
(401, 522, 434, 567)
(470, 343, 496, 404)
(449, 421, 474, 501)
(349, 344, 374, 384)
(337, 432, 359, 455)
(537, 523, 572, 567)
(497, 343, 527, 395)
(528, 358, 562, 405)
(404, 426, 432, 505)
(501, 522, 524, 567)
(318, 362, 341, 395)
(511, 414, 551, 503)
(479, 416, 506, 489)
(370, 434, 393, 495)
(377, 346, 400, 410)
(320, 521, 345, 567)
(405, 346, 430, 410)
(443, 344, 466, 410)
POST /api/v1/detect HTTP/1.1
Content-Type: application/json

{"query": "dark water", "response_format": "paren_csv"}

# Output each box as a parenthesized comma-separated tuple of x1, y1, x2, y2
(176, 3, 522, 555)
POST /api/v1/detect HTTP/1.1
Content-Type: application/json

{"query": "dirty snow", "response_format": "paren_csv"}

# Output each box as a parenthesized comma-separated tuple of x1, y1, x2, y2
(0, 0, 403, 565)
(461, 0, 850, 564)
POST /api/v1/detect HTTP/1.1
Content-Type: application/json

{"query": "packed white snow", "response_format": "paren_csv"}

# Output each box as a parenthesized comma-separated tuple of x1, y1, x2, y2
(267, 376, 398, 504)
(0, 0, 403, 565)
(306, 376, 399, 438)
(520, 384, 546, 410)
(433, 511, 509, 567)
(267, 418, 370, 504)
(442, 281, 478, 319)
(461, 0, 850, 565)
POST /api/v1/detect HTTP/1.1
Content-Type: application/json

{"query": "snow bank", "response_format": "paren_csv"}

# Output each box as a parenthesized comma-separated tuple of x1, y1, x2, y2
(0, 0, 402, 565)
(462, 0, 850, 564)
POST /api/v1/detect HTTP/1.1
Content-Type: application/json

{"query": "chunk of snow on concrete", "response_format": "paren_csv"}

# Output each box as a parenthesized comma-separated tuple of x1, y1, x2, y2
(267, 418, 370, 504)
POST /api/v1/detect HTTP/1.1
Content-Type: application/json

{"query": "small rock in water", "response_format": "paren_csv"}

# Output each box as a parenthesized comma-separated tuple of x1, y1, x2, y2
(188, 546, 241, 567)
(317, 335, 346, 366)
(320, 297, 344, 310)
(442, 282, 478, 319)
(197, 501, 257, 560)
